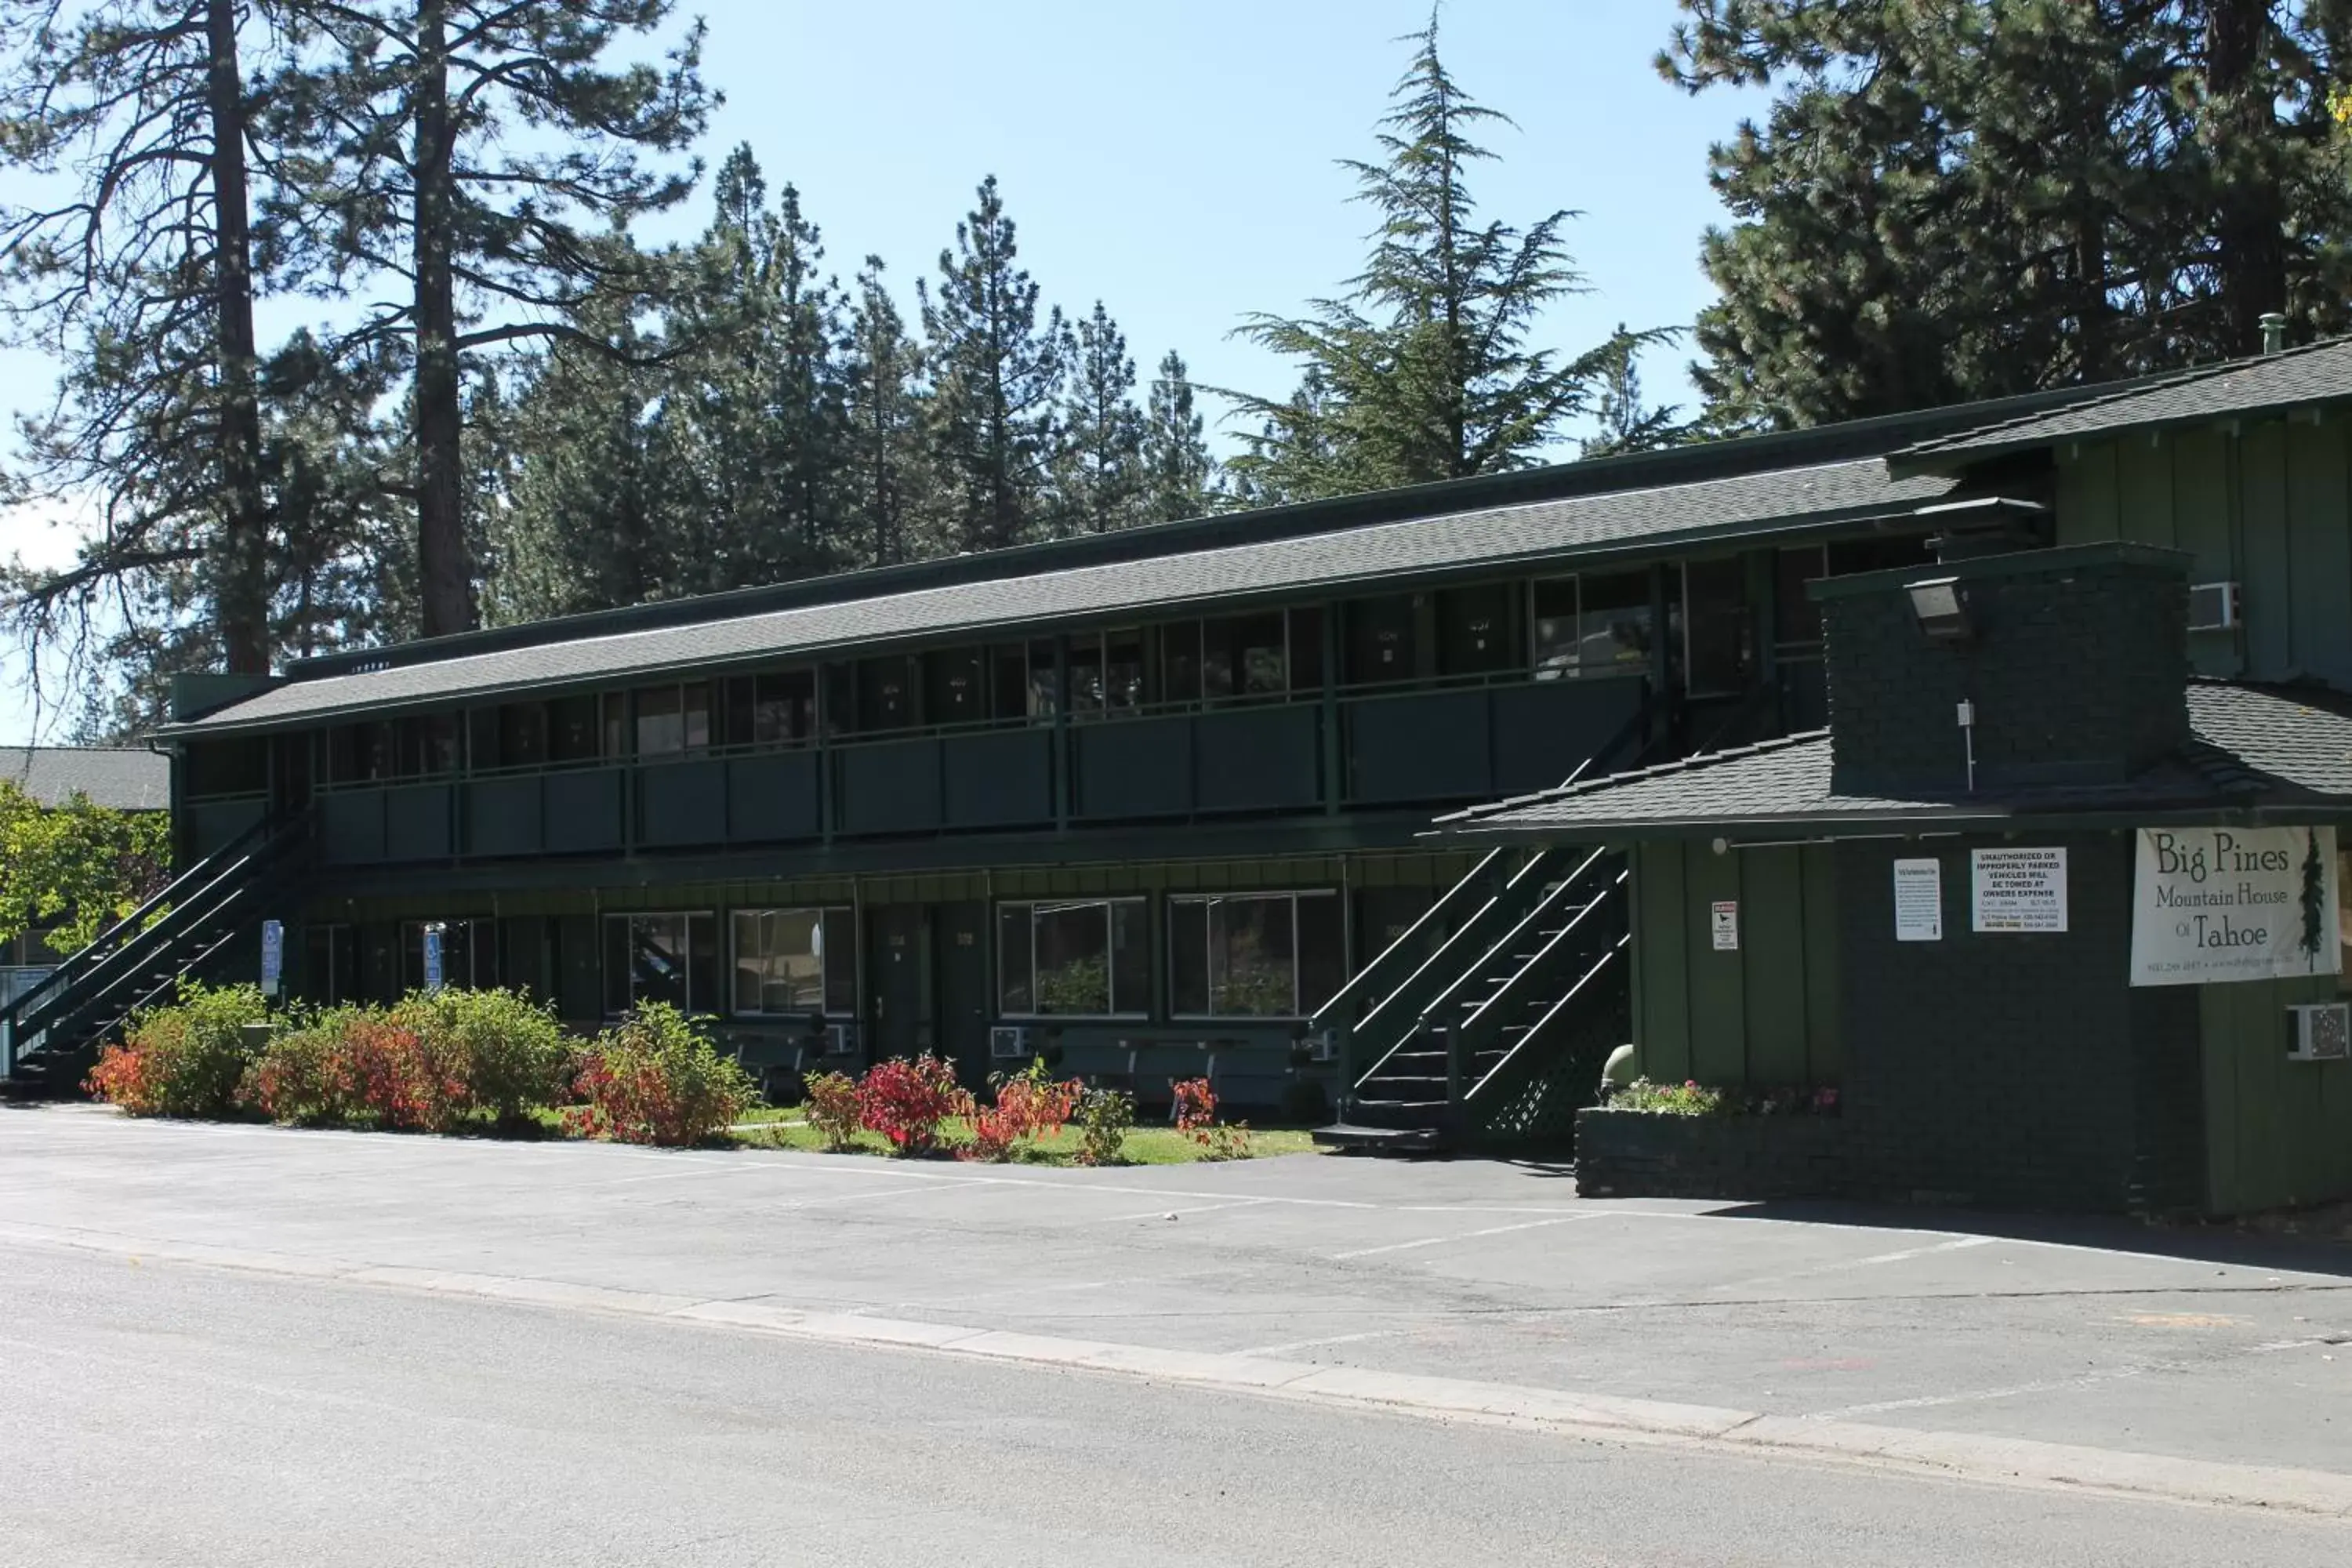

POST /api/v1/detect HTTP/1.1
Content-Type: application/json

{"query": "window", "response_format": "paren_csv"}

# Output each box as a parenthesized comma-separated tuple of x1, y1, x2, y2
(1203, 612, 1287, 699)
(549, 695, 603, 764)
(1439, 584, 1515, 676)
(997, 898, 1149, 1017)
(857, 655, 919, 731)
(1682, 558, 1751, 697)
(183, 739, 268, 799)
(1067, 630, 1146, 720)
(397, 714, 461, 777)
(724, 671, 816, 747)
(1168, 891, 1344, 1018)
(633, 683, 712, 757)
(1531, 570, 1654, 680)
(925, 648, 989, 728)
(1345, 594, 1424, 684)
(400, 918, 499, 992)
(731, 907, 855, 1016)
(1775, 547, 1828, 649)
(601, 912, 718, 1016)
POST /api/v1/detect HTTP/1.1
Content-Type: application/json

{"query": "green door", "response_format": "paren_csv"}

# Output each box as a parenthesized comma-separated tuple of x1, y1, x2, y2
(866, 904, 935, 1062)
(936, 901, 993, 1087)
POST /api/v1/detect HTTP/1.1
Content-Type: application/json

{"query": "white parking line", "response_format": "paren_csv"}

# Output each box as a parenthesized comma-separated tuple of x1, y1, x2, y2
(1330, 1214, 1595, 1260)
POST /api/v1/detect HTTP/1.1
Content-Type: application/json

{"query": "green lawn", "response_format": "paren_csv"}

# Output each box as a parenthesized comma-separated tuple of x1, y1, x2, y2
(732, 1115, 1319, 1166)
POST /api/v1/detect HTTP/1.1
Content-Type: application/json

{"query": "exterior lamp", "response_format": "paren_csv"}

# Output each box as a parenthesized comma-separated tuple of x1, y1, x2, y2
(1905, 576, 1973, 642)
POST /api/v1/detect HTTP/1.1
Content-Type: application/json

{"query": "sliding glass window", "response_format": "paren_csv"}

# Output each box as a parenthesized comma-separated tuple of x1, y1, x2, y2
(601, 912, 718, 1016)
(731, 907, 855, 1017)
(1167, 891, 1344, 1018)
(996, 898, 1149, 1018)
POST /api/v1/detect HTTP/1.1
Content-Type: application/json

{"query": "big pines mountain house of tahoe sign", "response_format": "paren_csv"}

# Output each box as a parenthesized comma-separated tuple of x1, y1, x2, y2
(2129, 827, 2341, 987)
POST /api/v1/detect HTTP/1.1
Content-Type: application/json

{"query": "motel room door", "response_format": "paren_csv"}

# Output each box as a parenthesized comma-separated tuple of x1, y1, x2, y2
(866, 905, 935, 1061)
(935, 901, 993, 1087)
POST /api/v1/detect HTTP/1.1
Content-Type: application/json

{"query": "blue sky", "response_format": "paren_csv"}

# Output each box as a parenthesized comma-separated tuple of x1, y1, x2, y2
(0, 0, 1760, 742)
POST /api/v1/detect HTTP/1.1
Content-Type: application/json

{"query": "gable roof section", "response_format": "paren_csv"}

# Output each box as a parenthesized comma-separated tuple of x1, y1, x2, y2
(165, 457, 1957, 736)
(1893, 338, 2352, 473)
(1435, 684, 2352, 840)
(0, 746, 169, 811)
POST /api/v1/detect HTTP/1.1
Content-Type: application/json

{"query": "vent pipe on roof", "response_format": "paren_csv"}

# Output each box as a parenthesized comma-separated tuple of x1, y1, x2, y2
(2259, 312, 2289, 354)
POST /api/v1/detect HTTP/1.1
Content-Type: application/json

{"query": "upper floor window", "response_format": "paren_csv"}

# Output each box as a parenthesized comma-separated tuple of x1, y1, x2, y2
(1775, 535, 1936, 652)
(1068, 630, 1145, 720)
(633, 683, 712, 758)
(1167, 890, 1344, 1018)
(724, 670, 816, 748)
(1531, 569, 1653, 680)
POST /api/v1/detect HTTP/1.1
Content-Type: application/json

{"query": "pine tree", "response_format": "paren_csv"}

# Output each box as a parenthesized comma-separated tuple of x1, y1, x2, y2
(270, 0, 713, 637)
(1228, 15, 1656, 502)
(1054, 302, 1149, 535)
(842, 256, 927, 567)
(1580, 325, 1692, 458)
(1142, 350, 1218, 522)
(920, 176, 1065, 554)
(1661, 0, 2352, 427)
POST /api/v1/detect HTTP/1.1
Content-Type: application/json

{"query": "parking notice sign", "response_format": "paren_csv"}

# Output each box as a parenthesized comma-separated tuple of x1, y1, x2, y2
(1972, 848, 2067, 933)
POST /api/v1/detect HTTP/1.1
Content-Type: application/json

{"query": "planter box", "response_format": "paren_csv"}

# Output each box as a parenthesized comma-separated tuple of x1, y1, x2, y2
(1574, 1107, 1849, 1201)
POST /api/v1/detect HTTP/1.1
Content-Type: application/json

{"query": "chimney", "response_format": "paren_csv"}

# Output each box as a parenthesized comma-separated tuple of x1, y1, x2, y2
(1813, 544, 2191, 797)
(2260, 312, 2289, 354)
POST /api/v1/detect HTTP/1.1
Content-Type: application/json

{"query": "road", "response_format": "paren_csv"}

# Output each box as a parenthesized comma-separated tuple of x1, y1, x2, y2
(2, 1106, 2349, 1563)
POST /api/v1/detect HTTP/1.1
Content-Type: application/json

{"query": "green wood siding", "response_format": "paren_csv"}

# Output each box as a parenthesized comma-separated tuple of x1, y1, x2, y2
(1632, 841, 1841, 1088)
(2200, 974, 2352, 1214)
(2059, 416, 2352, 686)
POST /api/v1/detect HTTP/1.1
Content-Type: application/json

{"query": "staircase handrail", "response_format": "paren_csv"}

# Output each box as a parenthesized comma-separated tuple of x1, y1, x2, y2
(0, 812, 278, 1036)
(1459, 933, 1632, 1117)
(1450, 868, 1628, 1075)
(1348, 848, 1563, 1091)
(1414, 845, 1614, 1037)
(5, 816, 305, 1047)
(1305, 847, 1510, 1037)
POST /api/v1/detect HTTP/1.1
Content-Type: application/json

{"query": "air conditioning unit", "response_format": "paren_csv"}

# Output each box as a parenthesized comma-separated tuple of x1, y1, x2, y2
(1305, 1029, 1340, 1064)
(2288, 1002, 2350, 1062)
(822, 1020, 860, 1057)
(990, 1024, 1031, 1061)
(2187, 581, 2241, 632)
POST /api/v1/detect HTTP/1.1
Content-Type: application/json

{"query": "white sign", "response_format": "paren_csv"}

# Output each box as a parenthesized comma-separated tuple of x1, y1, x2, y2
(1973, 848, 2067, 932)
(2129, 826, 2340, 987)
(1893, 859, 1943, 942)
(1710, 900, 1739, 952)
(260, 920, 284, 997)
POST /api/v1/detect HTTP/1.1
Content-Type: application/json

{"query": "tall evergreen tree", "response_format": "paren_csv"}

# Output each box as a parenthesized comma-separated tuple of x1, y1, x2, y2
(1581, 325, 1691, 457)
(842, 256, 927, 568)
(1054, 301, 1148, 535)
(1661, 0, 2352, 427)
(1229, 15, 1654, 502)
(920, 175, 1065, 554)
(272, 0, 713, 637)
(1142, 350, 1218, 522)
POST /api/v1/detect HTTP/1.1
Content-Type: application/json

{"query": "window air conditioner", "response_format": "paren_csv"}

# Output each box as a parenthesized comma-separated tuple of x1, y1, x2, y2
(822, 1021, 860, 1057)
(990, 1024, 1031, 1061)
(2187, 582, 2240, 632)
(2287, 1002, 2349, 1062)
(1305, 1029, 1340, 1064)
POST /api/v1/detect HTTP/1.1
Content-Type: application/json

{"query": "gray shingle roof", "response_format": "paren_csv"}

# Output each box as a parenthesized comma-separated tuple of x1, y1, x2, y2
(1437, 684, 2352, 839)
(170, 457, 1956, 735)
(0, 747, 169, 811)
(1895, 338, 2352, 470)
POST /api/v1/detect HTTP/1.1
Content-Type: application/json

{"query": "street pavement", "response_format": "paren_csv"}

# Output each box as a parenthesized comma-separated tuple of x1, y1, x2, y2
(2, 1105, 2349, 1563)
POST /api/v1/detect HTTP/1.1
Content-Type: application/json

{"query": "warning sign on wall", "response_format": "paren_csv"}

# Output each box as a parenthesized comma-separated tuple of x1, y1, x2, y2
(1711, 900, 1739, 951)
(1971, 848, 2067, 933)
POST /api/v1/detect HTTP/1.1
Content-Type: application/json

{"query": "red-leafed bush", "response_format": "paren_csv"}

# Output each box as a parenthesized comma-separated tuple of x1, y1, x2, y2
(855, 1052, 967, 1156)
(1171, 1075, 1250, 1161)
(802, 1069, 862, 1149)
(564, 1003, 753, 1148)
(960, 1058, 1085, 1163)
(85, 982, 268, 1117)
(243, 1007, 466, 1131)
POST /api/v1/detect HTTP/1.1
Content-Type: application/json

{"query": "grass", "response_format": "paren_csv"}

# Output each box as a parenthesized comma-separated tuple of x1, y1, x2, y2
(731, 1113, 1319, 1166)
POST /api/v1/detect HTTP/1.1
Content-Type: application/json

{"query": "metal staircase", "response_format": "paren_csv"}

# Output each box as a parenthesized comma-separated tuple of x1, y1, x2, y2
(0, 815, 308, 1094)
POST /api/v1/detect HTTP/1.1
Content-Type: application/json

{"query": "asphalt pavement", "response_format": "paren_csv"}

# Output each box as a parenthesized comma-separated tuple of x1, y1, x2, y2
(2, 1105, 2350, 1563)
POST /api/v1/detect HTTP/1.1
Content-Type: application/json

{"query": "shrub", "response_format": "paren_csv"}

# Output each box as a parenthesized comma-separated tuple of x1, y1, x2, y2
(1171, 1076, 1250, 1160)
(566, 1003, 753, 1147)
(1606, 1077, 1729, 1116)
(85, 982, 270, 1117)
(802, 1069, 862, 1150)
(959, 1058, 1086, 1163)
(855, 1052, 967, 1156)
(1073, 1085, 1134, 1167)
(390, 987, 568, 1123)
(241, 1005, 371, 1125)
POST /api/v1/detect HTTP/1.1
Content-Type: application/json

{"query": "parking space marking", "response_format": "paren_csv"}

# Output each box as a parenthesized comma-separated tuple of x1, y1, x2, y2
(1330, 1214, 1595, 1260)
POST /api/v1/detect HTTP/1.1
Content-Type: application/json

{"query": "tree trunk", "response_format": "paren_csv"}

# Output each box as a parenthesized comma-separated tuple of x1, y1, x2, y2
(2205, 0, 2287, 354)
(412, 0, 472, 637)
(205, 0, 268, 674)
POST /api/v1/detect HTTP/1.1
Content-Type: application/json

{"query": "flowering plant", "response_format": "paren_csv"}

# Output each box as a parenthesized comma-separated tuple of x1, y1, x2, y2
(855, 1051, 967, 1156)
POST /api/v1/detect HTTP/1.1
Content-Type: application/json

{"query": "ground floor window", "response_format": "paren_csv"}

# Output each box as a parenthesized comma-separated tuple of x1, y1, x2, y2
(731, 907, 855, 1017)
(1168, 891, 1344, 1018)
(304, 924, 359, 1005)
(997, 898, 1149, 1017)
(400, 918, 499, 992)
(602, 911, 717, 1016)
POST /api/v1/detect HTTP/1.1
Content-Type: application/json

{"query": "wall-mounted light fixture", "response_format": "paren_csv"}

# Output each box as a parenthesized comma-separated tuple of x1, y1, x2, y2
(1905, 576, 1974, 641)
